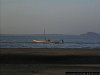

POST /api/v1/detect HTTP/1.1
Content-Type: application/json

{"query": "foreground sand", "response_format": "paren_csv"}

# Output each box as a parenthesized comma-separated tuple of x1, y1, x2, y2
(0, 48, 100, 56)
(0, 48, 100, 75)
(1, 64, 100, 75)
(0, 48, 100, 64)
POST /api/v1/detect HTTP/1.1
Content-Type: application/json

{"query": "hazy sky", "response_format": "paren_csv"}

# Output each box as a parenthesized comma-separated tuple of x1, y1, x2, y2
(0, 0, 100, 34)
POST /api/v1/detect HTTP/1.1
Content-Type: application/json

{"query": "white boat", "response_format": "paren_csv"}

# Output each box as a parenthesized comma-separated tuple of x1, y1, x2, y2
(32, 40, 49, 43)
(32, 39, 64, 43)
(32, 28, 64, 44)
(32, 28, 50, 43)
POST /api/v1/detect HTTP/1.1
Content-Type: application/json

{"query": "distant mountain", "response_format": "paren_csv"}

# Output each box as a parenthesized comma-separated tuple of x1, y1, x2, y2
(80, 32, 100, 36)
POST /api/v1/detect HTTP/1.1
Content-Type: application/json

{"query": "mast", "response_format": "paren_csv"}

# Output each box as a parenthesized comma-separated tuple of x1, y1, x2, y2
(44, 27, 46, 40)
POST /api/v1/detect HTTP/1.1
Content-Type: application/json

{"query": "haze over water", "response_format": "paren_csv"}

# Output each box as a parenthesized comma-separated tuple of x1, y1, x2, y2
(0, 0, 100, 35)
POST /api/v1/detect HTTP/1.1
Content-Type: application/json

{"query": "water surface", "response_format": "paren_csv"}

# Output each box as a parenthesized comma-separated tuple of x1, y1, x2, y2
(0, 34, 100, 48)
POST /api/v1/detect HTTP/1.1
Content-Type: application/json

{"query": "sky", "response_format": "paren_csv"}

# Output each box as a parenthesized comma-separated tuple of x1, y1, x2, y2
(0, 0, 100, 35)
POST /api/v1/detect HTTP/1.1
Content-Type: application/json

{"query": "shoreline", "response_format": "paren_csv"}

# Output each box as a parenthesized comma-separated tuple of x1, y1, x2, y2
(0, 48, 100, 64)
(0, 48, 100, 56)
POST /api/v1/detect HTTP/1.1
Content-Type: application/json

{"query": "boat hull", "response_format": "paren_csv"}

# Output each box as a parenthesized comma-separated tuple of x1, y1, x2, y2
(32, 40, 49, 43)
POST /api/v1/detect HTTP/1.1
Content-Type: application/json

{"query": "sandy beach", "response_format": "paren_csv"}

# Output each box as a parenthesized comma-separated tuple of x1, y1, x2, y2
(1, 48, 100, 56)
(0, 48, 100, 64)
(0, 48, 100, 75)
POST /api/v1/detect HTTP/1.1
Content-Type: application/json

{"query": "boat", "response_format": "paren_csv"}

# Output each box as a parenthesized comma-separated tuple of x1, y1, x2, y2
(32, 28, 64, 44)
(50, 40, 64, 44)
(32, 28, 50, 43)
(32, 40, 49, 43)
(32, 39, 64, 44)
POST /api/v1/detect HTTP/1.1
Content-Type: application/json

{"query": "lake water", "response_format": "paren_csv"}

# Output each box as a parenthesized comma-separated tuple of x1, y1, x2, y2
(0, 34, 100, 48)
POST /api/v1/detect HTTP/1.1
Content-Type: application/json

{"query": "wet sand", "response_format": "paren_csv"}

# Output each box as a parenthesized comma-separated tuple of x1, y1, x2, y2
(0, 48, 100, 56)
(0, 48, 100, 64)
(0, 48, 100, 75)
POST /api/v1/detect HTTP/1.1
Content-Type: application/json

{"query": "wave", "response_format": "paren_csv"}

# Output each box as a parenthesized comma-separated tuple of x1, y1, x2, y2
(0, 41, 100, 44)
(0, 42, 33, 43)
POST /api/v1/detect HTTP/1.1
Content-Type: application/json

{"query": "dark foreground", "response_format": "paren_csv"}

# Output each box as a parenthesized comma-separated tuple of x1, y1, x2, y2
(0, 48, 100, 75)
(1, 48, 100, 64)
(1, 54, 100, 64)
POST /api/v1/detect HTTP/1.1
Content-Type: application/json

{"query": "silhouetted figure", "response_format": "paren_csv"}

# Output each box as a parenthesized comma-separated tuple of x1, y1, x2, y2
(62, 40, 64, 43)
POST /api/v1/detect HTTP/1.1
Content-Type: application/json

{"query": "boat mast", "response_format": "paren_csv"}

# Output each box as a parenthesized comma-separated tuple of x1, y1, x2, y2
(44, 27, 46, 40)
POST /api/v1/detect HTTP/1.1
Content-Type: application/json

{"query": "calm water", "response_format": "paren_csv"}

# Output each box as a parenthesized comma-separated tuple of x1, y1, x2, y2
(0, 34, 100, 48)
